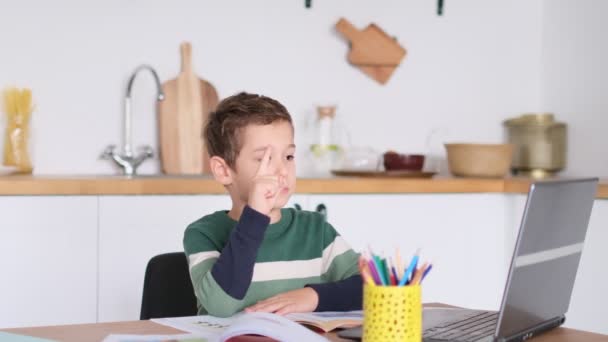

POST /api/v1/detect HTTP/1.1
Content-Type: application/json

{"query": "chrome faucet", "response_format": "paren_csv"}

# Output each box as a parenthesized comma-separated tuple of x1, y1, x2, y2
(101, 65, 165, 176)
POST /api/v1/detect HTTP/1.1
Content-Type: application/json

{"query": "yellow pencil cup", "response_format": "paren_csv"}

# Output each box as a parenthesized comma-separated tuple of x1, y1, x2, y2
(362, 285, 422, 342)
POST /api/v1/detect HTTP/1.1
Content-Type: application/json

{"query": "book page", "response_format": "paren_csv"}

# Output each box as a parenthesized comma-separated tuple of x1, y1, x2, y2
(153, 313, 329, 341)
(285, 311, 363, 332)
(219, 312, 329, 342)
(152, 315, 237, 335)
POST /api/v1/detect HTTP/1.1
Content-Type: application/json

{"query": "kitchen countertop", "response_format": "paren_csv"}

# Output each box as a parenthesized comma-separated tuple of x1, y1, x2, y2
(1, 175, 607, 198)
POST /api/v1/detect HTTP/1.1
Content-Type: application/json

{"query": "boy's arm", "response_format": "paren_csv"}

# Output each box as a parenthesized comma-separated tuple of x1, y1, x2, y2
(209, 206, 269, 298)
(187, 146, 283, 316)
(184, 205, 269, 317)
(243, 217, 362, 315)
(307, 221, 363, 311)
(307, 275, 363, 311)
(246, 231, 363, 313)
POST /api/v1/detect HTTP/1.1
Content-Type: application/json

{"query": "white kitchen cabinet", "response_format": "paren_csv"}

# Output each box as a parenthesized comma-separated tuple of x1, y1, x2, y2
(0, 196, 97, 328)
(286, 195, 309, 212)
(97, 195, 231, 322)
(307, 194, 510, 311)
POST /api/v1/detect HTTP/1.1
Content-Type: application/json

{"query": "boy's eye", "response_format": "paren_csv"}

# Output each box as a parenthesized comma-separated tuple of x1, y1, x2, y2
(255, 156, 270, 162)
(286, 155, 295, 161)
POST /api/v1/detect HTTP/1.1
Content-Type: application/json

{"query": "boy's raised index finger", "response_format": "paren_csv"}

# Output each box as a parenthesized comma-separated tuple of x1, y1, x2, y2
(256, 145, 273, 175)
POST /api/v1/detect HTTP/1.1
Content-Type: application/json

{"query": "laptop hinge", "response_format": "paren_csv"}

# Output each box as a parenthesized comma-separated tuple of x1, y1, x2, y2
(497, 316, 565, 342)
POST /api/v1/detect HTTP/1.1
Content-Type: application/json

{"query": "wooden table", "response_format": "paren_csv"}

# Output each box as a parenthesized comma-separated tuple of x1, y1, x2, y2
(3, 318, 607, 342)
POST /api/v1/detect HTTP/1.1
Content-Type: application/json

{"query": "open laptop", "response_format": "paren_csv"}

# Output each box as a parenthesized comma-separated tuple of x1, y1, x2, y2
(339, 178, 598, 342)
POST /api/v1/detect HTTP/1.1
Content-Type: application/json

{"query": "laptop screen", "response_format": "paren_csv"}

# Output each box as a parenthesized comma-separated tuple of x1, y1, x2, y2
(496, 179, 598, 337)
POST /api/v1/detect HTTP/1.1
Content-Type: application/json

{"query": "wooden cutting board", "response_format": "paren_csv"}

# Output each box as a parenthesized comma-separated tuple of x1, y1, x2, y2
(335, 18, 407, 84)
(159, 42, 219, 174)
(357, 66, 399, 85)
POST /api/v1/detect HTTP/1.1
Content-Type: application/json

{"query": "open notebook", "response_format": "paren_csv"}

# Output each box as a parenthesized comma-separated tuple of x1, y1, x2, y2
(105, 311, 361, 342)
(152, 311, 362, 336)
(107, 312, 327, 341)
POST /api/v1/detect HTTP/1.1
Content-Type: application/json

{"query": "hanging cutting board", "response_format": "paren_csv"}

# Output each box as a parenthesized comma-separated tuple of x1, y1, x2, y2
(159, 42, 219, 174)
(335, 18, 407, 84)
(357, 66, 398, 85)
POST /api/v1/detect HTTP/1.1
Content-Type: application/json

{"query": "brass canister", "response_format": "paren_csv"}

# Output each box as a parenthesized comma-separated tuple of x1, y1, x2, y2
(503, 113, 566, 178)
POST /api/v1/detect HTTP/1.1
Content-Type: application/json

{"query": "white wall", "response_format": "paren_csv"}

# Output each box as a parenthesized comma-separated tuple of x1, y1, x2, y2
(0, 0, 543, 175)
(541, 0, 608, 177)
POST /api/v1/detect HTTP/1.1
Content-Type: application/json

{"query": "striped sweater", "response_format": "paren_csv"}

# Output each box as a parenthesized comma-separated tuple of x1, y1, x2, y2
(183, 205, 362, 317)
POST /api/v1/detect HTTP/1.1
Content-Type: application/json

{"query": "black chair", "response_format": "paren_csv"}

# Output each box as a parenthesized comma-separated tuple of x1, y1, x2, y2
(140, 252, 198, 320)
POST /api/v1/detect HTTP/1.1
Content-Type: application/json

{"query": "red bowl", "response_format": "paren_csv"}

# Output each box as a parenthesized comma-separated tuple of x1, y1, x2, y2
(383, 152, 425, 171)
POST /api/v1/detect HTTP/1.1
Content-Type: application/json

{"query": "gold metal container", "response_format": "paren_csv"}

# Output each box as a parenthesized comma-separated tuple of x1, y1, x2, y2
(503, 113, 566, 178)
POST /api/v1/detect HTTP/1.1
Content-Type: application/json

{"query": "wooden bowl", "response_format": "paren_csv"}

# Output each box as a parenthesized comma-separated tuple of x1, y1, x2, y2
(444, 143, 513, 178)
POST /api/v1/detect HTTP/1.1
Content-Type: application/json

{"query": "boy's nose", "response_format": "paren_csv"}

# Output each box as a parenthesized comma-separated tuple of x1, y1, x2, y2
(274, 160, 288, 177)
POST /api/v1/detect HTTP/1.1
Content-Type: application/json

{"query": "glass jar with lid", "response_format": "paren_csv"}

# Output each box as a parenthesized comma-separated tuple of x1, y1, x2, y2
(503, 113, 566, 178)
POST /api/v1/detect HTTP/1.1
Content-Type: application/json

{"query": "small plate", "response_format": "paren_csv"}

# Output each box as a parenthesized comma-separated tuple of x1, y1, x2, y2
(331, 169, 437, 178)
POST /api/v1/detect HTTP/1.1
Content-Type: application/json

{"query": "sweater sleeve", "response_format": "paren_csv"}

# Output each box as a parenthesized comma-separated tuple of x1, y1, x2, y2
(306, 220, 363, 311)
(183, 206, 269, 317)
(307, 275, 363, 311)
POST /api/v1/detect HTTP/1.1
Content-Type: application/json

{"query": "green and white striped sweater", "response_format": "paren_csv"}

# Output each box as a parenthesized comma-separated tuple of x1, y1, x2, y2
(183, 207, 360, 317)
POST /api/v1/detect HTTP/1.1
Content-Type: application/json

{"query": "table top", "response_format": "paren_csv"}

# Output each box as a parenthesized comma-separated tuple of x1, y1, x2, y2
(3, 317, 607, 342)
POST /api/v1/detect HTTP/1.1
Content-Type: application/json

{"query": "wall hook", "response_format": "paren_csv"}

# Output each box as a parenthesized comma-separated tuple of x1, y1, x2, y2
(437, 0, 444, 16)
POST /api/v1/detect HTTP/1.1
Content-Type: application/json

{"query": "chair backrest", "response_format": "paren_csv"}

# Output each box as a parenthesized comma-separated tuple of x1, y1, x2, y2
(140, 252, 198, 320)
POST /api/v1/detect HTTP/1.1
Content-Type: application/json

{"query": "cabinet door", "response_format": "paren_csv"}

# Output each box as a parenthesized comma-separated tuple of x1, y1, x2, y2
(308, 194, 509, 310)
(98, 195, 231, 322)
(560, 200, 608, 335)
(0, 196, 97, 328)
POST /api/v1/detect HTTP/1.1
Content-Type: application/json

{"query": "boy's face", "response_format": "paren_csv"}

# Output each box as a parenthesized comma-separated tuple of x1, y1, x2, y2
(229, 120, 296, 210)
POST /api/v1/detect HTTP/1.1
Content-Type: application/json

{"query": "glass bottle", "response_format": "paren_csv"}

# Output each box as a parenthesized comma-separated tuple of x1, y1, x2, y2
(309, 105, 342, 175)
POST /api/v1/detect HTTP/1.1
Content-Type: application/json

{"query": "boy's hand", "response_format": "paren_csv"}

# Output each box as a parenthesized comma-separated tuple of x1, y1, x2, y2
(248, 146, 285, 216)
(244, 287, 319, 315)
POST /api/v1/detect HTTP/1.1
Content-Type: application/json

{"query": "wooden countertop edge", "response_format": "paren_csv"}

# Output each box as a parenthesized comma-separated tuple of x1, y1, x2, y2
(503, 177, 608, 198)
(296, 177, 506, 194)
(0, 177, 227, 195)
(0, 176, 606, 198)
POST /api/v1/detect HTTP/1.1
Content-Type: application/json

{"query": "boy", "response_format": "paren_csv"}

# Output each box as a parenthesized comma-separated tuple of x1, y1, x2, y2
(183, 92, 362, 317)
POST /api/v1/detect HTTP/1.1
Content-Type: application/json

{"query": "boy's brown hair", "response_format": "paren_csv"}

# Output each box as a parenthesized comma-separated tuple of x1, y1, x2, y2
(204, 92, 293, 168)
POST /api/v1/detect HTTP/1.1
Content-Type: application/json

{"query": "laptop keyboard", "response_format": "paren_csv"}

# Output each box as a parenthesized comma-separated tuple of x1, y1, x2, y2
(423, 311, 498, 341)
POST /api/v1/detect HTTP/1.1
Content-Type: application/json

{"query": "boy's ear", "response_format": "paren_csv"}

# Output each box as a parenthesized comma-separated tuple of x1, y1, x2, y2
(209, 156, 233, 185)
